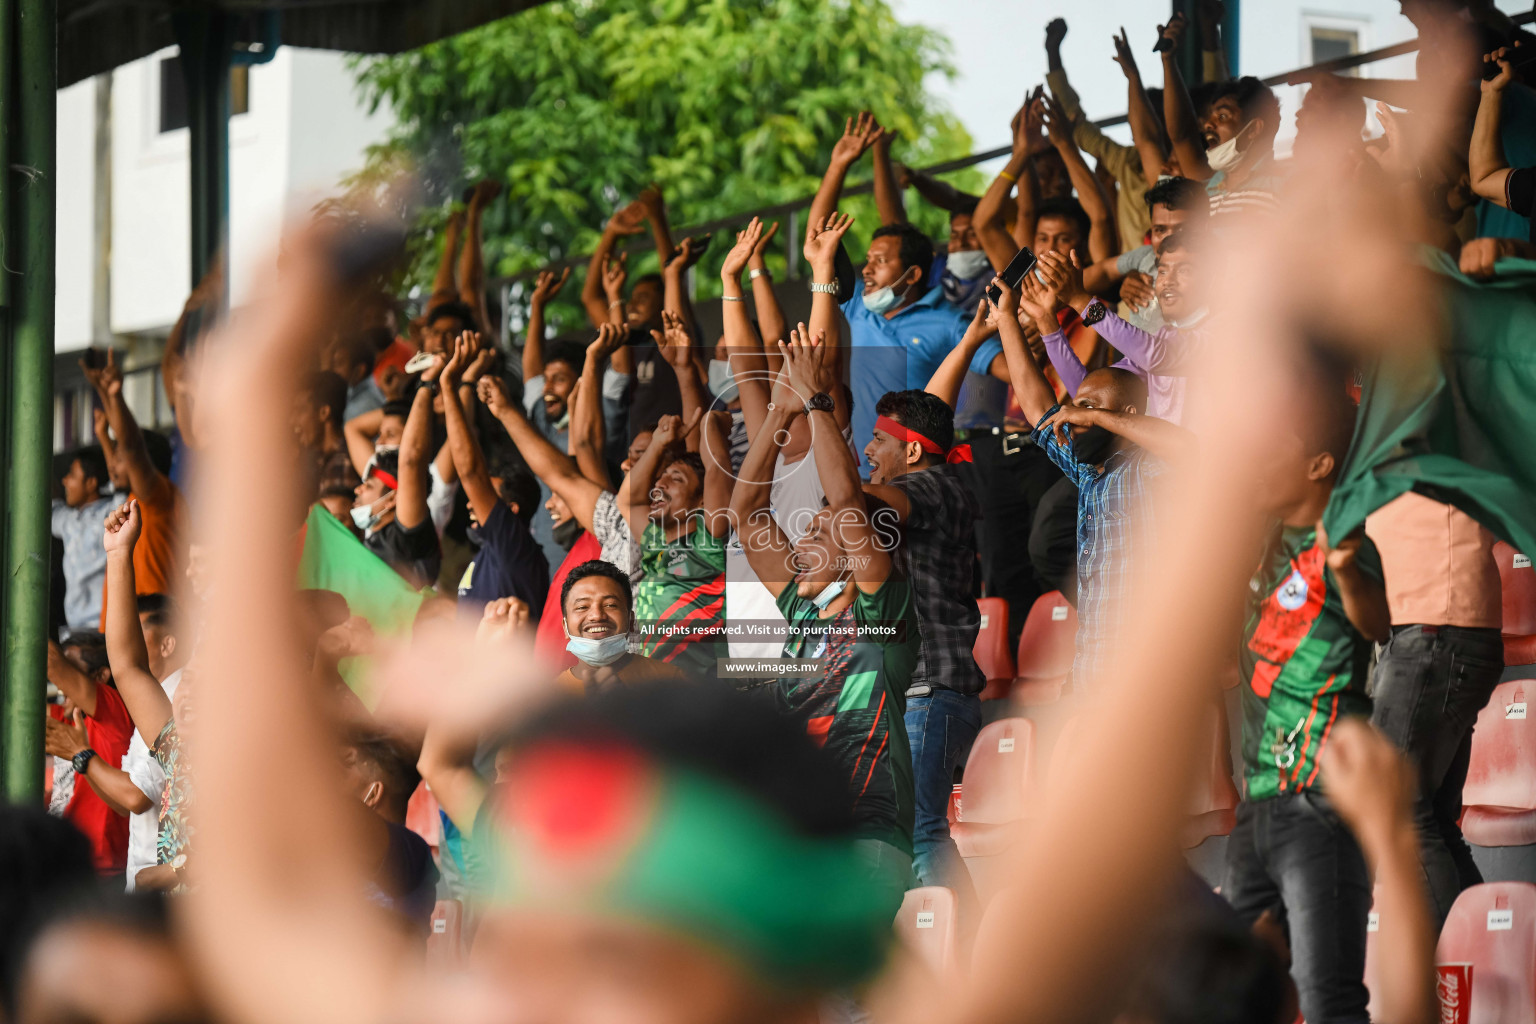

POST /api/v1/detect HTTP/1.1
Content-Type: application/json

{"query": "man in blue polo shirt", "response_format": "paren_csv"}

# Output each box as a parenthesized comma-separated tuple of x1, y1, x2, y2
(804, 113, 1007, 468)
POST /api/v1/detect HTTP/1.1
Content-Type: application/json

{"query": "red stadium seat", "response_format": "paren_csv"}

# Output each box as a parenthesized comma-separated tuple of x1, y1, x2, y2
(1435, 882, 1536, 1023)
(427, 899, 464, 967)
(1463, 681, 1536, 847)
(975, 597, 1016, 701)
(947, 783, 962, 828)
(953, 718, 1036, 859)
(1496, 542, 1536, 666)
(894, 886, 960, 976)
(1011, 591, 1076, 706)
(405, 782, 443, 855)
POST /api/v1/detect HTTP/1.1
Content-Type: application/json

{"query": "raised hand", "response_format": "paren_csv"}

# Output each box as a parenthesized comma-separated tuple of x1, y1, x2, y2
(636, 184, 665, 216)
(802, 211, 855, 270)
(601, 252, 628, 303)
(1120, 270, 1156, 310)
(652, 407, 703, 449)
(1319, 717, 1416, 851)
(749, 220, 780, 263)
(1037, 250, 1087, 308)
(44, 709, 89, 761)
(1023, 87, 1051, 155)
(607, 199, 647, 236)
(1483, 45, 1518, 94)
(476, 596, 531, 645)
(1156, 11, 1187, 52)
(781, 323, 836, 401)
(439, 332, 476, 389)
(1044, 404, 1101, 447)
(103, 498, 142, 554)
(378, 364, 409, 401)
(652, 310, 695, 369)
(1112, 26, 1140, 79)
(1017, 270, 1058, 322)
(463, 344, 497, 385)
(530, 266, 572, 306)
(419, 352, 446, 384)
(721, 218, 766, 280)
(665, 235, 710, 276)
(1045, 17, 1068, 52)
(587, 322, 625, 363)
(830, 111, 887, 168)
(1043, 92, 1074, 146)
(476, 376, 510, 417)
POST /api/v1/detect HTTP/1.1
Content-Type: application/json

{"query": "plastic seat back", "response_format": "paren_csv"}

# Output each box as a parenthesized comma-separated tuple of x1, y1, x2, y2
(1015, 591, 1076, 681)
(1497, 542, 1536, 638)
(958, 718, 1035, 825)
(1435, 882, 1536, 1023)
(1463, 681, 1536, 845)
(894, 886, 959, 975)
(973, 597, 1015, 685)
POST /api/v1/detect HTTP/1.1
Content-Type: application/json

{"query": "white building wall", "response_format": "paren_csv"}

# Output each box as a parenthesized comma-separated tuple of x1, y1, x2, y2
(55, 79, 98, 351)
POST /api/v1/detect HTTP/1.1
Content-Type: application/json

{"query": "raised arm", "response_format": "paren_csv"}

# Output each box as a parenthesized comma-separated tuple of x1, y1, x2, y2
(872, 122, 908, 225)
(975, 100, 1031, 271)
(728, 378, 799, 600)
(662, 235, 708, 342)
(85, 350, 174, 509)
(1044, 93, 1117, 262)
(1044, 405, 1194, 462)
(395, 365, 437, 532)
(478, 374, 607, 533)
(101, 501, 172, 742)
(1114, 27, 1172, 184)
(698, 411, 736, 539)
(784, 333, 891, 593)
(896, 163, 981, 216)
(801, 212, 856, 349)
(655, 310, 709, 452)
(343, 406, 385, 477)
(809, 112, 886, 229)
(571, 326, 622, 492)
(521, 267, 571, 384)
(437, 336, 498, 525)
(622, 411, 699, 543)
(998, 272, 1064, 426)
(1470, 51, 1516, 204)
(722, 219, 773, 437)
(1159, 15, 1212, 181)
(46, 640, 101, 718)
(747, 220, 786, 347)
(636, 184, 677, 269)
(926, 302, 998, 408)
(581, 201, 646, 327)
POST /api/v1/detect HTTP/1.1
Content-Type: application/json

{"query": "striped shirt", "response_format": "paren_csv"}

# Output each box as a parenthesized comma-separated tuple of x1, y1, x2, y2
(1206, 154, 1285, 221)
(1030, 407, 1165, 688)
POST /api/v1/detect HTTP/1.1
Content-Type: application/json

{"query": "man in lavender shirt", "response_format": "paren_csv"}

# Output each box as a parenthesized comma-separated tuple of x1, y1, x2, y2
(1037, 230, 1207, 427)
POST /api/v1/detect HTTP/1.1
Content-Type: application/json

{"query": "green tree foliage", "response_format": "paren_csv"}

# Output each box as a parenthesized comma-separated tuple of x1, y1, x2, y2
(352, 0, 977, 330)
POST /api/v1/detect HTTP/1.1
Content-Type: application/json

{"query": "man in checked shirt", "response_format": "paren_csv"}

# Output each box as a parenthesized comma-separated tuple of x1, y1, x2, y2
(994, 253, 1195, 690)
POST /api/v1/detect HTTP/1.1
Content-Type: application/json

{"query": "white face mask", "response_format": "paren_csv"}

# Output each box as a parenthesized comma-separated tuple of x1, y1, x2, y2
(351, 500, 385, 532)
(564, 629, 631, 667)
(1205, 121, 1255, 173)
(861, 270, 914, 315)
(811, 577, 849, 610)
(945, 249, 991, 280)
(707, 359, 740, 403)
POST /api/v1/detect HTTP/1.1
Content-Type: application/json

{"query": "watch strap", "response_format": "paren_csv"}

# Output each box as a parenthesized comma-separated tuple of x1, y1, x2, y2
(1080, 298, 1108, 326)
(809, 281, 838, 295)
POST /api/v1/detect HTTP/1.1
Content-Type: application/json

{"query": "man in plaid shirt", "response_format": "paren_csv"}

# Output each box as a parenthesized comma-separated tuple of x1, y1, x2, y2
(862, 389, 984, 903)
(998, 251, 1195, 690)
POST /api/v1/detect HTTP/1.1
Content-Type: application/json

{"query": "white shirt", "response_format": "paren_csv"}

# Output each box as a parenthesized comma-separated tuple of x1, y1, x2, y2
(124, 668, 182, 891)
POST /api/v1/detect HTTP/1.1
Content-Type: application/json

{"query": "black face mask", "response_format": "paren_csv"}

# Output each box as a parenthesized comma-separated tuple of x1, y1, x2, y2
(1070, 422, 1118, 465)
(552, 517, 583, 551)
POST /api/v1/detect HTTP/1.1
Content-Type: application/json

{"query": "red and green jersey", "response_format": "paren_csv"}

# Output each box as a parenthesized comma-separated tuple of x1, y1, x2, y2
(1240, 523, 1381, 801)
(635, 515, 726, 679)
(774, 579, 918, 854)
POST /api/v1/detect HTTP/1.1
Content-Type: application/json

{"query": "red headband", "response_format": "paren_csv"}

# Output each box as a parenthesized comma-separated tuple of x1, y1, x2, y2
(874, 415, 972, 464)
(368, 467, 399, 490)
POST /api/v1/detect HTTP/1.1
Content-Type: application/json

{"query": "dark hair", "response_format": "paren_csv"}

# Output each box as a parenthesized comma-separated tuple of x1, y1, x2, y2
(0, 805, 95, 1015)
(561, 559, 634, 614)
(875, 389, 955, 457)
(1120, 918, 1289, 1024)
(368, 448, 400, 488)
(949, 195, 980, 218)
(333, 333, 377, 379)
(870, 223, 936, 292)
(381, 399, 412, 421)
(632, 273, 663, 293)
(305, 371, 349, 432)
(1210, 77, 1281, 139)
(424, 300, 476, 332)
(61, 634, 110, 678)
(1159, 229, 1199, 257)
(136, 593, 177, 633)
(1144, 176, 1210, 215)
(1299, 370, 1360, 480)
(503, 681, 856, 837)
(545, 340, 587, 377)
(661, 451, 706, 495)
(495, 465, 541, 524)
(72, 447, 108, 489)
(347, 730, 421, 823)
(1036, 196, 1091, 243)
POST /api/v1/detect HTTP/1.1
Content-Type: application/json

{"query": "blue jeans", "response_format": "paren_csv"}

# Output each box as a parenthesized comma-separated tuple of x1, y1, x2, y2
(1224, 792, 1372, 1024)
(904, 690, 981, 897)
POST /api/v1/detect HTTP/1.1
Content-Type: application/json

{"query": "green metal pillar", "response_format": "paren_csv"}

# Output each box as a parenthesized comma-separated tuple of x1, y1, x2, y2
(1223, 0, 1241, 76)
(2, 0, 55, 804)
(174, 10, 235, 304)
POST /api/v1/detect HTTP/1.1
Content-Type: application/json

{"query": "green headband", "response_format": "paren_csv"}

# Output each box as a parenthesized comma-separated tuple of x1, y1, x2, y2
(476, 741, 894, 991)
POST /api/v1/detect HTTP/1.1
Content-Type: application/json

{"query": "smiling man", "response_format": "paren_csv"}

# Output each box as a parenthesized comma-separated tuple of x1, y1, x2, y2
(554, 560, 687, 694)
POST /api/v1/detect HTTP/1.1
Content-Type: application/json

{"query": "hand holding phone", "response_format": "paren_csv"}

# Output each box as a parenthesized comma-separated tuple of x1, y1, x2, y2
(987, 247, 1039, 307)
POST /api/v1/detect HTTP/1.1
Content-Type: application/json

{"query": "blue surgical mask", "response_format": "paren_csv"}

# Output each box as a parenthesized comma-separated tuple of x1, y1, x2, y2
(861, 273, 912, 315)
(811, 577, 849, 610)
(565, 630, 631, 667)
(945, 249, 990, 280)
(708, 359, 739, 403)
(351, 501, 384, 532)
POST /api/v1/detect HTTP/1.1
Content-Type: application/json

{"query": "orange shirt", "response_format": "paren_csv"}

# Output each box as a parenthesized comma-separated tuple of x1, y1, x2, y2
(100, 482, 185, 621)
(1366, 493, 1502, 629)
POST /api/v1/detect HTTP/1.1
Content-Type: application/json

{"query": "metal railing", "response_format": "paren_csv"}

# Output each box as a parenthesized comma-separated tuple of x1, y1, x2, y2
(491, 7, 1535, 322)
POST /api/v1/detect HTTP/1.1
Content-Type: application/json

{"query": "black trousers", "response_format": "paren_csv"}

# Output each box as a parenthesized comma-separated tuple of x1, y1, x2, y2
(958, 430, 1064, 642)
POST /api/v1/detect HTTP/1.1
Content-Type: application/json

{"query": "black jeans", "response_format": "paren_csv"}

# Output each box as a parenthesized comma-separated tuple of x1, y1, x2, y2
(959, 432, 1063, 640)
(1371, 624, 1505, 925)
(1224, 793, 1372, 1024)
(1028, 475, 1079, 605)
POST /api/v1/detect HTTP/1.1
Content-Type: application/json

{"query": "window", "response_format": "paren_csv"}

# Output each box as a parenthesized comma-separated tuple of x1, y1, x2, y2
(1310, 26, 1360, 76)
(158, 56, 250, 134)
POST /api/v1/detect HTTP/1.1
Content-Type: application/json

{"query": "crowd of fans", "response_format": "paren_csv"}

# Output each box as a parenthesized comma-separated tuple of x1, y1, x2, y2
(7, 2, 1536, 1023)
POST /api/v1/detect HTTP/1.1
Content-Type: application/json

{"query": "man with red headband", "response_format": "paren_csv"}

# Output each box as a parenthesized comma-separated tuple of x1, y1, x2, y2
(352, 445, 440, 591)
(862, 388, 985, 905)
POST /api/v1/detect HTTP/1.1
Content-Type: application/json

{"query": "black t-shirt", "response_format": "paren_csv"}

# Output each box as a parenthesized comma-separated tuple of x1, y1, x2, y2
(375, 822, 439, 933)
(364, 517, 441, 590)
(1507, 166, 1535, 241)
(625, 330, 683, 438)
(457, 500, 550, 620)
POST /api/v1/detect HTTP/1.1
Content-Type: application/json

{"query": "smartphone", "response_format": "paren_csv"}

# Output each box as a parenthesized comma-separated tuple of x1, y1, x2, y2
(404, 351, 436, 374)
(81, 348, 104, 371)
(986, 247, 1039, 306)
(1152, 36, 1174, 53)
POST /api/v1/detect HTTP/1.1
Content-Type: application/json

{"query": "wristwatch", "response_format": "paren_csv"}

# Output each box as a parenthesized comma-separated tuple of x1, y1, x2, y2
(749, 268, 770, 281)
(71, 748, 97, 775)
(804, 392, 836, 416)
(809, 281, 839, 295)
(1080, 297, 1108, 327)
(171, 852, 189, 885)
